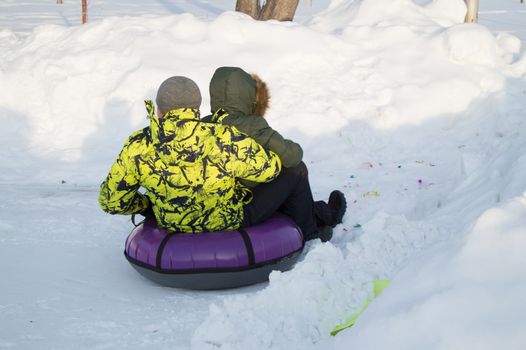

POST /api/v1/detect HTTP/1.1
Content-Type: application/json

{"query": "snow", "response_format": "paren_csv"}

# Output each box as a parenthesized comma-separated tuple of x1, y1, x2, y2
(0, 0, 327, 32)
(328, 195, 526, 350)
(1, 0, 525, 349)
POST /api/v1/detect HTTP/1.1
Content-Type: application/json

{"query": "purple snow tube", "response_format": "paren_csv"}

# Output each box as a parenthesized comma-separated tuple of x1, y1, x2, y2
(124, 214, 304, 290)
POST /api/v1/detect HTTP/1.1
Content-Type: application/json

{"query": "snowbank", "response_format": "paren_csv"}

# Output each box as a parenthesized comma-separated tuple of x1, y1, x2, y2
(328, 194, 526, 350)
(0, 0, 522, 184)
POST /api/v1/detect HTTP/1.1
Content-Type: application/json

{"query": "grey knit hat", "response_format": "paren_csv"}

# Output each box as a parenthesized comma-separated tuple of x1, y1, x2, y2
(156, 76, 202, 113)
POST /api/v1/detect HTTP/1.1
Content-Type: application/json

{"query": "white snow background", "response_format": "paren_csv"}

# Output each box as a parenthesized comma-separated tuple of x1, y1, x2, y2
(1, 0, 525, 349)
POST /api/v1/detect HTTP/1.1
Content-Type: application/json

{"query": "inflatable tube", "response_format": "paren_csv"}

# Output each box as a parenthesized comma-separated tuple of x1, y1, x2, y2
(124, 214, 304, 290)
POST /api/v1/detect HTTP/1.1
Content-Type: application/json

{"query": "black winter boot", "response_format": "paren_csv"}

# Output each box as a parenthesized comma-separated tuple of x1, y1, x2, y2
(315, 225, 333, 242)
(328, 190, 346, 227)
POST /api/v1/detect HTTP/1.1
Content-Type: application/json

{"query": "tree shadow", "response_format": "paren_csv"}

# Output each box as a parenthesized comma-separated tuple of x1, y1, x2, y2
(188, 1, 226, 15)
(0, 107, 45, 184)
(153, 0, 226, 16)
(154, 0, 184, 14)
(81, 97, 143, 181)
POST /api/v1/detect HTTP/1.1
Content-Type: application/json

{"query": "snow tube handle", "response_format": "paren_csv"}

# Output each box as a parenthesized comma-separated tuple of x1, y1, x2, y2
(131, 214, 144, 227)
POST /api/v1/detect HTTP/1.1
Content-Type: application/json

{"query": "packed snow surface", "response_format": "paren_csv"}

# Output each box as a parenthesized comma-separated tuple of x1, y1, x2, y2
(1, 0, 525, 349)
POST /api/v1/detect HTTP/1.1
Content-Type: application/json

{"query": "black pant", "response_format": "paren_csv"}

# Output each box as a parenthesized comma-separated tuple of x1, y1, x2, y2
(242, 162, 333, 240)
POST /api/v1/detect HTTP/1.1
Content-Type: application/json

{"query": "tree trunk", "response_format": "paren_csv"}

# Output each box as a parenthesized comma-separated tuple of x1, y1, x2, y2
(260, 0, 299, 21)
(464, 0, 479, 23)
(236, 0, 260, 19)
(235, 0, 299, 21)
(82, 0, 87, 24)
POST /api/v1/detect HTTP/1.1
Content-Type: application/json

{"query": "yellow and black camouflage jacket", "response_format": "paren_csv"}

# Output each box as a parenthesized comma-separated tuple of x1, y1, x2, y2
(98, 100, 281, 233)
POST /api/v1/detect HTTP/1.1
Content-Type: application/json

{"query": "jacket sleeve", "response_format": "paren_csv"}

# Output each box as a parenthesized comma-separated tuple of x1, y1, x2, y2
(225, 132, 282, 184)
(224, 115, 303, 168)
(98, 141, 149, 215)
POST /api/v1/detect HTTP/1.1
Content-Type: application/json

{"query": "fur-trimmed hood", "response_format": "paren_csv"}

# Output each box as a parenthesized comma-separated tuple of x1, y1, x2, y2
(209, 67, 270, 117)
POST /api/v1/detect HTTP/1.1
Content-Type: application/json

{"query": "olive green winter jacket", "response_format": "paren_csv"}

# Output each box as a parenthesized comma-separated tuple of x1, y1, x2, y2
(205, 66, 303, 168)
(98, 100, 281, 233)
